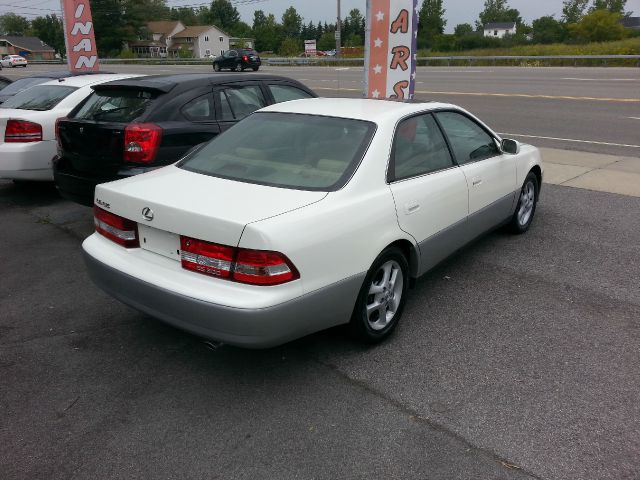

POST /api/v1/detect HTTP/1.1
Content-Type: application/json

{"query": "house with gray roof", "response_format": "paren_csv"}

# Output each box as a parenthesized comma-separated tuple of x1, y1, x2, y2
(0, 36, 56, 60)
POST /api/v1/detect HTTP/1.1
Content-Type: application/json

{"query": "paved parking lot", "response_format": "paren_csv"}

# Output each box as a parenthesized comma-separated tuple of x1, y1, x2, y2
(1, 178, 639, 479)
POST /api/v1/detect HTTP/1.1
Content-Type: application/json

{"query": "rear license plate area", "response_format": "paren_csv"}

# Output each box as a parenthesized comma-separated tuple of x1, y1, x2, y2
(138, 224, 181, 261)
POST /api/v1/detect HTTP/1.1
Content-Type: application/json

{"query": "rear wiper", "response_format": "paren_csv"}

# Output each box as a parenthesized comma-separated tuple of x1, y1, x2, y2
(92, 105, 142, 119)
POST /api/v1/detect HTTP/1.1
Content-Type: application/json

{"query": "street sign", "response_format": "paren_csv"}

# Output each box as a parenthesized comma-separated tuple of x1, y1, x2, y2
(364, 0, 418, 100)
(304, 39, 317, 56)
(60, 0, 99, 72)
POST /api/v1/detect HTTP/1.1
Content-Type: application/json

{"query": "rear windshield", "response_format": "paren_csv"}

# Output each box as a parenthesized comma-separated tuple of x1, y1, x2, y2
(0, 85, 77, 111)
(242, 49, 258, 55)
(72, 89, 157, 122)
(180, 112, 376, 191)
(0, 77, 49, 96)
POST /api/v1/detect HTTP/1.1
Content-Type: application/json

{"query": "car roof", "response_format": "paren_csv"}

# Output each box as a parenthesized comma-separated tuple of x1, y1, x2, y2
(24, 70, 116, 79)
(92, 73, 301, 93)
(260, 98, 458, 123)
(38, 73, 146, 88)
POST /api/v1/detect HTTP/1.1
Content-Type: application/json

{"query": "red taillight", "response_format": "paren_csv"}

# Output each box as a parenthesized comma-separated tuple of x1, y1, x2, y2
(234, 249, 298, 285)
(123, 123, 162, 164)
(180, 237, 235, 279)
(180, 236, 299, 286)
(242, 55, 248, 61)
(5, 119, 42, 143)
(94, 206, 139, 248)
(55, 118, 65, 150)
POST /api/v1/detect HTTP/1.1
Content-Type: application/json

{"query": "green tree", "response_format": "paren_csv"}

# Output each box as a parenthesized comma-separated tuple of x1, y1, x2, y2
(454, 23, 474, 36)
(568, 9, 627, 41)
(281, 6, 302, 39)
(124, 0, 169, 38)
(279, 36, 300, 56)
(91, 0, 128, 56)
(477, 0, 522, 30)
(591, 0, 627, 14)
(170, 7, 200, 25)
(0, 13, 30, 35)
(562, 0, 590, 23)
(252, 11, 281, 52)
(532, 16, 565, 44)
(344, 8, 364, 46)
(208, 0, 240, 31)
(31, 14, 65, 54)
(419, 0, 446, 48)
(317, 31, 335, 51)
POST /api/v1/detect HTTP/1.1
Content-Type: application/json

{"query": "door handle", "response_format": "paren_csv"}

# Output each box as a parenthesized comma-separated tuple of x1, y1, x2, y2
(405, 202, 420, 214)
(472, 178, 483, 187)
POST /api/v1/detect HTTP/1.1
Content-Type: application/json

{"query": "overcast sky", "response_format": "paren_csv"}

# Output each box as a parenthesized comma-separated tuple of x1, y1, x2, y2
(2, 0, 639, 34)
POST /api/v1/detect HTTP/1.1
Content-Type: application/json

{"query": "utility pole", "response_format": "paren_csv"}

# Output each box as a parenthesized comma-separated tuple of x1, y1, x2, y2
(336, 0, 341, 57)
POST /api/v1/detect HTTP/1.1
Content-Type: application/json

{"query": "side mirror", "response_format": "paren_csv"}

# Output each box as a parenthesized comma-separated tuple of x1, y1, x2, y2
(501, 138, 520, 155)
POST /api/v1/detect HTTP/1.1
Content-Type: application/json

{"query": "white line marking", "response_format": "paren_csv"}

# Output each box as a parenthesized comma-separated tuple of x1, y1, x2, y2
(335, 67, 350, 71)
(499, 133, 640, 149)
(628, 117, 640, 121)
(562, 77, 638, 82)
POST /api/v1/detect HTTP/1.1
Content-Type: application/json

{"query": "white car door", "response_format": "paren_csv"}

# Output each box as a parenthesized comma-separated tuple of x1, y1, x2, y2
(388, 113, 469, 275)
(435, 111, 517, 238)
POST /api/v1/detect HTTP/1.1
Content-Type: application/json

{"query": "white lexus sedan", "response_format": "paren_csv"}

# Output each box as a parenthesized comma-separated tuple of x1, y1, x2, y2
(0, 73, 141, 181)
(82, 98, 543, 348)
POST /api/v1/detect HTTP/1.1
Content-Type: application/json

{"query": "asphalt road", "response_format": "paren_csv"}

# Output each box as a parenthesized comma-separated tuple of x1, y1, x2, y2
(1, 176, 640, 479)
(2, 63, 639, 157)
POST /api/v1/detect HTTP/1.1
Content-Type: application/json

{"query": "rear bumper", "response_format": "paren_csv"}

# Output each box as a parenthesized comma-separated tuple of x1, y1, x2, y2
(0, 141, 56, 181)
(54, 160, 153, 206)
(82, 247, 364, 349)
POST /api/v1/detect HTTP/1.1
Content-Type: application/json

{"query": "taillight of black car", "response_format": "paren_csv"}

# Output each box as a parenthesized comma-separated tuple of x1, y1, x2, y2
(123, 123, 163, 164)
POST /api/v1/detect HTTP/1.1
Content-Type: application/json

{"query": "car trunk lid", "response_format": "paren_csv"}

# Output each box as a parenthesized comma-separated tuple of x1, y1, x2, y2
(58, 119, 128, 175)
(95, 165, 328, 248)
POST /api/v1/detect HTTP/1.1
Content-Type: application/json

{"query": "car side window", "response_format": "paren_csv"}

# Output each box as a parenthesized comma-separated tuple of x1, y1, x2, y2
(435, 111, 500, 164)
(269, 84, 313, 103)
(218, 86, 267, 121)
(390, 114, 454, 182)
(182, 94, 213, 121)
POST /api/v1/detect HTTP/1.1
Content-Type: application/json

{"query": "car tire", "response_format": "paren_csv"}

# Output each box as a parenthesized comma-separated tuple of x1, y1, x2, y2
(213, 63, 220, 72)
(252, 66, 259, 71)
(349, 247, 409, 344)
(235, 62, 243, 72)
(508, 171, 539, 234)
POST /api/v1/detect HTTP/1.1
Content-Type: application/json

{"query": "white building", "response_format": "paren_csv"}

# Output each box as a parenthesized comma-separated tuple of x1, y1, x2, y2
(483, 22, 517, 39)
(130, 21, 185, 57)
(170, 25, 230, 58)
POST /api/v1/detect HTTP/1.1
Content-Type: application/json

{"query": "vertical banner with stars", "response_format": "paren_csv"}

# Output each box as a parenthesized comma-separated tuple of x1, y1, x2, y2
(364, 0, 418, 100)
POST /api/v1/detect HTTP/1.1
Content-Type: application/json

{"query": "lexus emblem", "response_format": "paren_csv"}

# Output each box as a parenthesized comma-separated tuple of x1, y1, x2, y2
(141, 207, 154, 221)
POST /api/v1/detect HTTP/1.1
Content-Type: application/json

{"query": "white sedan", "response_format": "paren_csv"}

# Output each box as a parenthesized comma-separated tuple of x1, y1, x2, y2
(1, 55, 28, 68)
(82, 98, 543, 348)
(0, 73, 141, 181)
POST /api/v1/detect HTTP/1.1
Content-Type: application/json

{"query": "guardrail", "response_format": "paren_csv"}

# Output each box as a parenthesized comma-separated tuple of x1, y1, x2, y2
(266, 55, 640, 67)
(28, 54, 640, 67)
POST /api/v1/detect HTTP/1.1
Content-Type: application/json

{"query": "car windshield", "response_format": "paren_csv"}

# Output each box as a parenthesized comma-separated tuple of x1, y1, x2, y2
(180, 112, 376, 191)
(0, 85, 77, 111)
(0, 77, 49, 96)
(72, 89, 157, 122)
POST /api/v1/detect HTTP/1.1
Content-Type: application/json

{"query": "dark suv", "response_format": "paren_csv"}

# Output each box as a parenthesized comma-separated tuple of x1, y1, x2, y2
(54, 73, 316, 205)
(213, 49, 261, 72)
